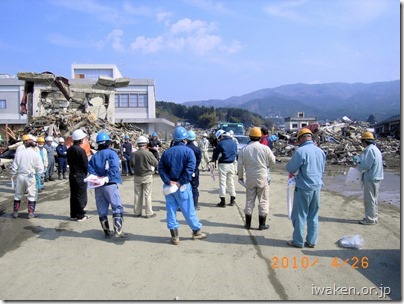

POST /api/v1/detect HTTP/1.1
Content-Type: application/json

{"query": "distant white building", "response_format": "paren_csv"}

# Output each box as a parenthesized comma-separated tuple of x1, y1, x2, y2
(284, 112, 317, 131)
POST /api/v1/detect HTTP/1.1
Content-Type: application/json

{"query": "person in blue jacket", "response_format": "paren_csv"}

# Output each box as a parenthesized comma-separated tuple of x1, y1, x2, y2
(357, 131, 384, 225)
(186, 130, 202, 210)
(158, 126, 207, 245)
(88, 132, 125, 239)
(286, 128, 326, 249)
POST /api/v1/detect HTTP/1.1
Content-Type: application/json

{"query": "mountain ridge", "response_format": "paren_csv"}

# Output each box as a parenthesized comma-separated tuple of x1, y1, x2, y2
(183, 80, 400, 121)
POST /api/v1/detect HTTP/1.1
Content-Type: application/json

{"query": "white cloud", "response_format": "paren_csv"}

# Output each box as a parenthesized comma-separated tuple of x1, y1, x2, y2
(170, 18, 216, 35)
(264, 0, 308, 23)
(130, 36, 164, 53)
(106, 29, 125, 53)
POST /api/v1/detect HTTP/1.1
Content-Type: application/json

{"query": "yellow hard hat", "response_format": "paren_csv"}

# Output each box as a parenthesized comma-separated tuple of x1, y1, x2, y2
(297, 128, 313, 139)
(37, 137, 45, 143)
(22, 134, 31, 141)
(249, 127, 262, 138)
(361, 131, 375, 140)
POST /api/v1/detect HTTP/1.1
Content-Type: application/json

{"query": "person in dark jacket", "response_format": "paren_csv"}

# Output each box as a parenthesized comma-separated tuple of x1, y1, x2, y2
(186, 130, 202, 210)
(148, 132, 161, 162)
(121, 135, 133, 176)
(158, 126, 207, 245)
(210, 130, 238, 207)
(56, 137, 68, 180)
(67, 129, 89, 221)
(88, 131, 126, 239)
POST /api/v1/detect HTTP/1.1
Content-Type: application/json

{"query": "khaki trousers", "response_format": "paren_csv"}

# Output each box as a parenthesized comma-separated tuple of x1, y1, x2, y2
(134, 174, 154, 216)
(244, 185, 269, 216)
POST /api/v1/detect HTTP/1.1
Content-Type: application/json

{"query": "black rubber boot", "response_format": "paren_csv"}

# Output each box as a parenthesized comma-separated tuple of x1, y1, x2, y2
(229, 196, 236, 206)
(170, 228, 179, 245)
(27, 201, 36, 219)
(193, 196, 200, 210)
(100, 216, 114, 239)
(12, 200, 21, 218)
(245, 214, 252, 229)
(58, 174, 62, 180)
(63, 173, 67, 179)
(258, 215, 269, 230)
(113, 213, 126, 238)
(216, 197, 226, 208)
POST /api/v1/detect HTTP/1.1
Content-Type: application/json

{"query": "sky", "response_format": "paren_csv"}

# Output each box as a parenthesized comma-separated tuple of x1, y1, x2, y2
(0, 0, 400, 103)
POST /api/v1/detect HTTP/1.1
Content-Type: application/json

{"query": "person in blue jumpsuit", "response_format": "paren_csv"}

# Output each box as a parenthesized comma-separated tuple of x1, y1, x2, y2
(286, 128, 326, 248)
(88, 132, 126, 239)
(158, 126, 207, 245)
(186, 130, 202, 210)
(56, 137, 68, 180)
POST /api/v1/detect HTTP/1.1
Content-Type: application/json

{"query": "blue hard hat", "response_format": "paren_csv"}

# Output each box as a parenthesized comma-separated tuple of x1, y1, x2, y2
(187, 130, 196, 140)
(152, 132, 158, 137)
(124, 135, 129, 140)
(96, 132, 111, 143)
(173, 127, 188, 141)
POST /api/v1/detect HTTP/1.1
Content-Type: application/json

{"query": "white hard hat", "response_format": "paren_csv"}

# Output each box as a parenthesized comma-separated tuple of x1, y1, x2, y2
(45, 136, 53, 142)
(29, 134, 37, 141)
(203, 133, 208, 137)
(229, 130, 234, 135)
(137, 136, 149, 145)
(58, 137, 65, 143)
(216, 129, 226, 139)
(72, 129, 87, 141)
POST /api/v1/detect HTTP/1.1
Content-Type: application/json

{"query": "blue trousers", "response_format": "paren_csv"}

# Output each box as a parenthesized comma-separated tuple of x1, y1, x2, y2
(165, 183, 202, 231)
(58, 157, 67, 174)
(94, 184, 124, 218)
(291, 187, 320, 246)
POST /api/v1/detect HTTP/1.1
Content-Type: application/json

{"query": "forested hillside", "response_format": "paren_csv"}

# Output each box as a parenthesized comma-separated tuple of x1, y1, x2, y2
(156, 101, 264, 129)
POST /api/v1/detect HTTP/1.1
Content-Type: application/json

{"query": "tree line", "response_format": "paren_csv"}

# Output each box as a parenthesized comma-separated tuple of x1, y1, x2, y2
(156, 101, 266, 129)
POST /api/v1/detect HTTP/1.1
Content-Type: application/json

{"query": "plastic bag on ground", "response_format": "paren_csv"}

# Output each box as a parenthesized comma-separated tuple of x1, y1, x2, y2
(339, 234, 364, 250)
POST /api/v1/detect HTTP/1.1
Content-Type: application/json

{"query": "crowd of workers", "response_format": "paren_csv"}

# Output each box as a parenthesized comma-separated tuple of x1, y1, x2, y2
(9, 125, 383, 246)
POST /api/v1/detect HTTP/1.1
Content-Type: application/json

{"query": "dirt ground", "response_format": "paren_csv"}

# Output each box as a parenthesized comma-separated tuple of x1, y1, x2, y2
(0, 162, 400, 301)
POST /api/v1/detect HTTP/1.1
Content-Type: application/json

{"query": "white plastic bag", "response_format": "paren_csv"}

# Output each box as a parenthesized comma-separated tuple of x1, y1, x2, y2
(286, 176, 295, 220)
(163, 184, 179, 196)
(209, 162, 216, 181)
(345, 167, 362, 189)
(84, 174, 109, 189)
(339, 234, 364, 250)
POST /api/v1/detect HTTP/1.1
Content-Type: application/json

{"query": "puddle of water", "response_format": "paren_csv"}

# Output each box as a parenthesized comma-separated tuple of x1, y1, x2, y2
(323, 166, 400, 207)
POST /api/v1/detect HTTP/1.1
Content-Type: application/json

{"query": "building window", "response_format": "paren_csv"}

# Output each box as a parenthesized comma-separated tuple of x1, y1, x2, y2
(0, 99, 6, 109)
(115, 93, 147, 108)
(292, 123, 298, 128)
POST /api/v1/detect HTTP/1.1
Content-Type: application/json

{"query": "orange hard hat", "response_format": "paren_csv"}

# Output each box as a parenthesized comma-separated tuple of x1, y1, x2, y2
(297, 128, 313, 139)
(361, 131, 375, 140)
(249, 127, 262, 138)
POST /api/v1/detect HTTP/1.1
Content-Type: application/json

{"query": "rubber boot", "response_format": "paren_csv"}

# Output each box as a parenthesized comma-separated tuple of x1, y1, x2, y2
(193, 196, 200, 210)
(229, 196, 236, 206)
(100, 216, 114, 239)
(258, 215, 269, 230)
(27, 201, 36, 219)
(216, 197, 226, 208)
(113, 213, 126, 238)
(12, 200, 21, 218)
(49, 176, 55, 181)
(245, 214, 252, 229)
(170, 228, 180, 245)
(63, 173, 67, 179)
(58, 173, 62, 180)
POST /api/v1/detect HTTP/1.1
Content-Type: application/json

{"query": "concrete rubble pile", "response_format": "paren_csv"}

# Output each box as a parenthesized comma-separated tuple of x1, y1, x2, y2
(272, 124, 400, 168)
